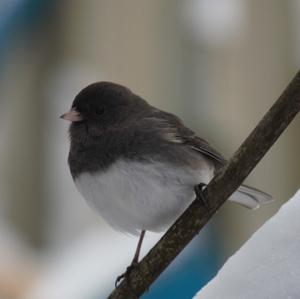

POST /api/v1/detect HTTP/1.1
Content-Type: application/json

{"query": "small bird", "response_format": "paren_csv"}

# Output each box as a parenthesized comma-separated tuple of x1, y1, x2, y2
(61, 82, 272, 282)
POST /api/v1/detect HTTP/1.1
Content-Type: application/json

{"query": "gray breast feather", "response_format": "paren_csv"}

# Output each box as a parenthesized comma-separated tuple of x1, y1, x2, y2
(74, 159, 215, 235)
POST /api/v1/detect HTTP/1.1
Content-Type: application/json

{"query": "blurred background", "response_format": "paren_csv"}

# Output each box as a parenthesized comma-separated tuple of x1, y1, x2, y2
(0, 0, 299, 298)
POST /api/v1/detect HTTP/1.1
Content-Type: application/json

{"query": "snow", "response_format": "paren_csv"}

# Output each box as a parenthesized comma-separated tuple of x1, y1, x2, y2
(194, 189, 300, 299)
(23, 229, 163, 299)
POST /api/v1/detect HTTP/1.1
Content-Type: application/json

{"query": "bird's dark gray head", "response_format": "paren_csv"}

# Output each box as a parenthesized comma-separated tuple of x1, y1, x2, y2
(73, 82, 133, 118)
(67, 82, 132, 121)
(61, 82, 149, 133)
(61, 82, 151, 139)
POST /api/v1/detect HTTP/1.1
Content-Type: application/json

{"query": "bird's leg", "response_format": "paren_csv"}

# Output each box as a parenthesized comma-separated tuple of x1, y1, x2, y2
(194, 183, 209, 208)
(115, 230, 146, 287)
(131, 229, 146, 265)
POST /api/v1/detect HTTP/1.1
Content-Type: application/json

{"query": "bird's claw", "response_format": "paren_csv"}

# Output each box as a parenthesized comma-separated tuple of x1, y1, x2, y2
(115, 262, 138, 287)
(194, 183, 209, 208)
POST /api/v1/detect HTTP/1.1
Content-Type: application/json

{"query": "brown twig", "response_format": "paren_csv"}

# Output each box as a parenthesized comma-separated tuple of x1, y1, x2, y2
(108, 70, 300, 299)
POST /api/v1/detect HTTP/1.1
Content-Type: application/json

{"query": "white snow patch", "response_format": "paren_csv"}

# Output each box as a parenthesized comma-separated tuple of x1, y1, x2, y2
(23, 229, 163, 299)
(194, 189, 300, 299)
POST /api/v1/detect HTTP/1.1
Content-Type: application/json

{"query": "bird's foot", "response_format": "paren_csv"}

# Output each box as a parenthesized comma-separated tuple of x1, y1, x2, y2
(115, 262, 138, 287)
(194, 183, 209, 208)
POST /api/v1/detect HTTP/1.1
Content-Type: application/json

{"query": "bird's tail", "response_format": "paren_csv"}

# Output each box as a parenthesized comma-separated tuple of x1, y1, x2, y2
(229, 184, 274, 209)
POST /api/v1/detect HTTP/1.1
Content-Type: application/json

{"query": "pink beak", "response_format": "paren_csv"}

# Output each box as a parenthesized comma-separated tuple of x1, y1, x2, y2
(60, 108, 83, 122)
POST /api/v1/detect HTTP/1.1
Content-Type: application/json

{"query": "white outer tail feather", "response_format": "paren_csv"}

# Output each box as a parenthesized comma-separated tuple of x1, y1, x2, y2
(229, 185, 274, 209)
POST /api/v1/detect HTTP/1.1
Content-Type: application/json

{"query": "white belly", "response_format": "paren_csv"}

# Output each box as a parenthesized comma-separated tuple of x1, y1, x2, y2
(74, 159, 214, 235)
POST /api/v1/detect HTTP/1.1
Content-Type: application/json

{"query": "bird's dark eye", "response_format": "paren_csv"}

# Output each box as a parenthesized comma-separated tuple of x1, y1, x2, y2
(95, 107, 105, 116)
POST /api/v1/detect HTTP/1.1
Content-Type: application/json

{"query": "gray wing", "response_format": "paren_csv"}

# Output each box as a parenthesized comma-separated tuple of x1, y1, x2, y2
(146, 109, 273, 209)
(147, 109, 226, 167)
(180, 133, 226, 166)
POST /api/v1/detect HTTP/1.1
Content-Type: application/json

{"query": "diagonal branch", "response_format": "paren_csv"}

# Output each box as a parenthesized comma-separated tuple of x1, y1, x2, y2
(108, 70, 300, 299)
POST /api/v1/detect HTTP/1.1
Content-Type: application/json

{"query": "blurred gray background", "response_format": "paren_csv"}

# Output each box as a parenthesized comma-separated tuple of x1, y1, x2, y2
(0, 1, 299, 298)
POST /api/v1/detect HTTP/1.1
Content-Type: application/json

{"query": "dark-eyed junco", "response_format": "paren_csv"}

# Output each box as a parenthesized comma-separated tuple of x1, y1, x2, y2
(61, 82, 272, 281)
